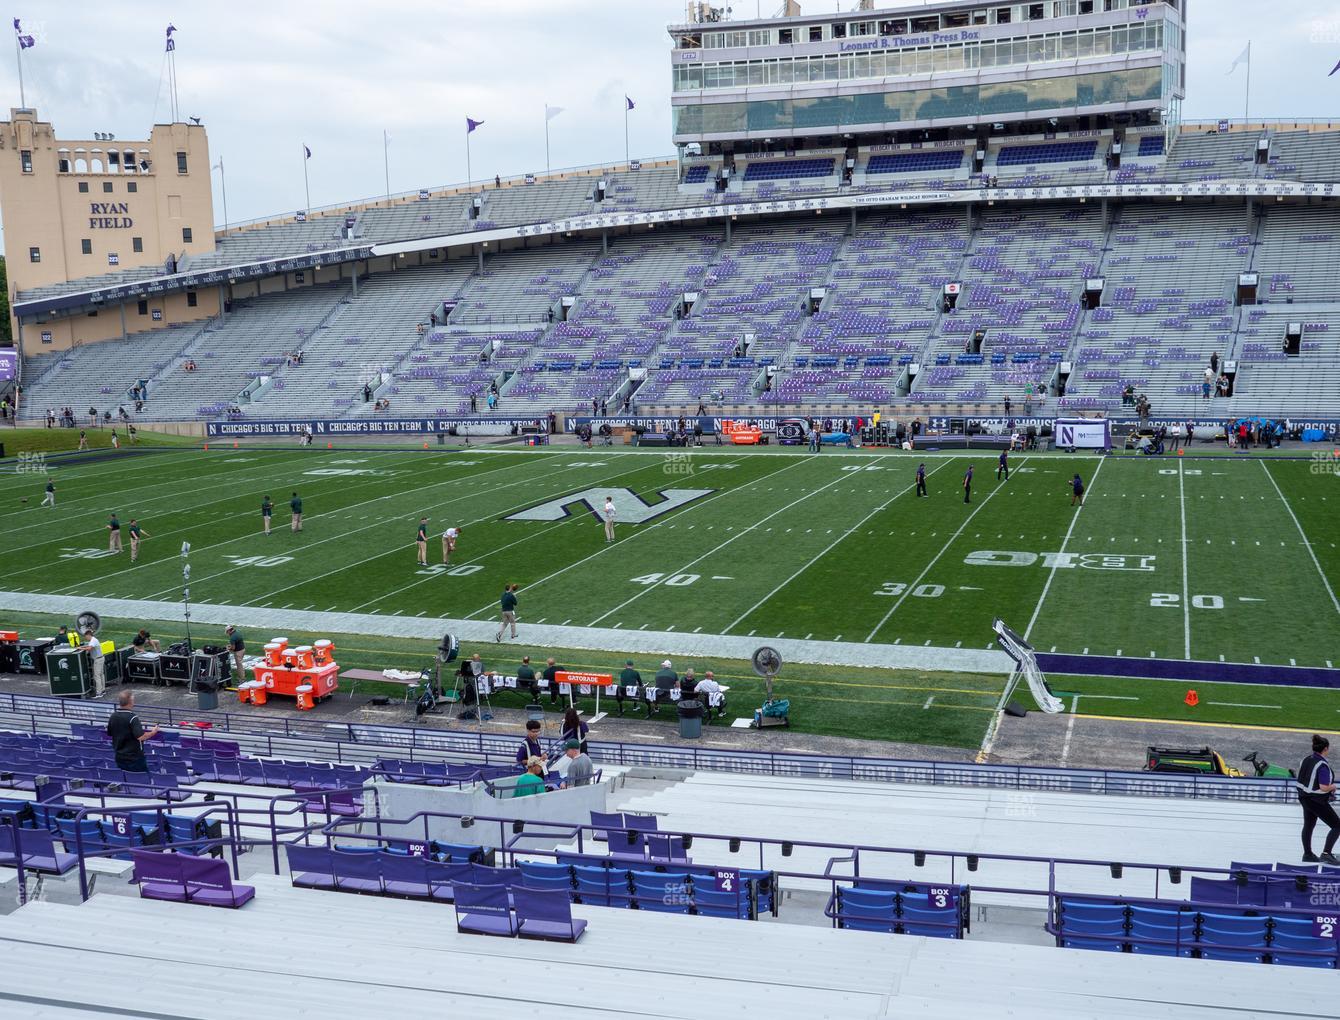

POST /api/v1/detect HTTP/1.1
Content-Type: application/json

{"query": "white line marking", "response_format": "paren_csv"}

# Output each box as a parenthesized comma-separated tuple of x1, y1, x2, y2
(866, 458, 1026, 642)
(922, 696, 935, 710)
(1024, 457, 1105, 642)
(1206, 701, 1280, 710)
(1178, 460, 1191, 660)
(1260, 460, 1340, 616)
(724, 461, 943, 633)
(589, 455, 892, 627)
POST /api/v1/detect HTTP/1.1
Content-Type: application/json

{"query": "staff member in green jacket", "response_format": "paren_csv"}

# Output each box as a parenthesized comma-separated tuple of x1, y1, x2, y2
(290, 491, 303, 533)
(261, 495, 273, 536)
(496, 583, 518, 642)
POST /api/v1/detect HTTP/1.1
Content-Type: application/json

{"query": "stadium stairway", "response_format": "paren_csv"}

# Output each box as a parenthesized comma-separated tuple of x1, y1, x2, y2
(0, 876, 1327, 1018)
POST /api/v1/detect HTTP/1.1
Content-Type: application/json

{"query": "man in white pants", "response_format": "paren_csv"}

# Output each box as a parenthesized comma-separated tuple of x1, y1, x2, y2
(85, 629, 106, 696)
(602, 497, 616, 543)
(442, 526, 460, 565)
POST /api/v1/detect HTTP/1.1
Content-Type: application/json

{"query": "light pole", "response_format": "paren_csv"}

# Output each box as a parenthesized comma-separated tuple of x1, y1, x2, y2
(180, 541, 194, 651)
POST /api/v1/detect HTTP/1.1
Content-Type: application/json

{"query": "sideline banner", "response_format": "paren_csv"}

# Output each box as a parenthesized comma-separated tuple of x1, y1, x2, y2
(204, 416, 545, 438)
(1054, 418, 1111, 450)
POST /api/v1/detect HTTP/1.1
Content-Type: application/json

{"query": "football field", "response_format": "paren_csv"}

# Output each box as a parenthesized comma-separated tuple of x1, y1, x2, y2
(2, 442, 1339, 747)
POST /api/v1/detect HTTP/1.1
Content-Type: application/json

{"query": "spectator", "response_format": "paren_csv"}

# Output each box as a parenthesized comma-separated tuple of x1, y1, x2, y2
(515, 719, 544, 764)
(542, 657, 562, 705)
(560, 740, 594, 789)
(652, 659, 678, 714)
(1298, 734, 1340, 864)
(697, 671, 725, 717)
(681, 668, 698, 699)
(616, 658, 641, 716)
(561, 707, 589, 753)
(131, 629, 160, 653)
(513, 756, 547, 798)
(515, 655, 537, 698)
(105, 689, 159, 773)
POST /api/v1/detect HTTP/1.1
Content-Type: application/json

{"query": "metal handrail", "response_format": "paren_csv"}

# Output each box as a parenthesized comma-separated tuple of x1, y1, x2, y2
(0, 689, 1293, 804)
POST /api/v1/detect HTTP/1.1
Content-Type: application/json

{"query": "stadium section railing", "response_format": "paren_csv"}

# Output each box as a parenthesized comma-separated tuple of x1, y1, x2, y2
(0, 690, 1292, 804)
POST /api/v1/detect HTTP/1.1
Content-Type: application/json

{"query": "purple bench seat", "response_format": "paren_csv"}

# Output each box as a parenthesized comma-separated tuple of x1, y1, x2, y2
(131, 849, 254, 908)
(0, 825, 77, 874)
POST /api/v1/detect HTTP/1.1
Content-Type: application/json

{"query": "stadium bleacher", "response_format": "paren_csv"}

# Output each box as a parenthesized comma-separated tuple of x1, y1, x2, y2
(15, 130, 1340, 423)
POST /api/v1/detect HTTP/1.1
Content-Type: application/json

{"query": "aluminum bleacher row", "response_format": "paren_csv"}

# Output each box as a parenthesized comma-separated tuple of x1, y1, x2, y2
(18, 129, 1340, 421)
(1, 692, 1337, 990)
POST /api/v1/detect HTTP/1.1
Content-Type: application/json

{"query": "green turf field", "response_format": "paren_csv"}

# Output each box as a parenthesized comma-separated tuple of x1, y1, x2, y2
(2, 443, 1339, 746)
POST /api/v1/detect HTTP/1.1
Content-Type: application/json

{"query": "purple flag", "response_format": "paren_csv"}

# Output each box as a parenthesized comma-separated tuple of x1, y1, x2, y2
(165, 23, 176, 52)
(1331, 59, 1340, 77)
(14, 17, 34, 49)
(304, 144, 312, 158)
(466, 117, 483, 133)
(625, 96, 635, 111)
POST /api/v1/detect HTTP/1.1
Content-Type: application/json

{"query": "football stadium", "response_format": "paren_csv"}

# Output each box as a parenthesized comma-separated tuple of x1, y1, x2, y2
(1, 1, 1339, 1015)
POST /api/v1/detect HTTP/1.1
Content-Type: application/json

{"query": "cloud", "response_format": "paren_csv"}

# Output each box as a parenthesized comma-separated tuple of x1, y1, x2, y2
(0, 0, 1327, 229)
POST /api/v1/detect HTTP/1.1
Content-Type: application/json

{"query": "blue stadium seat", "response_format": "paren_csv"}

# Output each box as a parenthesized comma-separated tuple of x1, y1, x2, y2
(742, 158, 835, 182)
(518, 861, 574, 894)
(866, 150, 964, 175)
(683, 165, 710, 184)
(1137, 135, 1166, 157)
(997, 141, 1097, 166)
(631, 870, 691, 914)
(835, 888, 898, 933)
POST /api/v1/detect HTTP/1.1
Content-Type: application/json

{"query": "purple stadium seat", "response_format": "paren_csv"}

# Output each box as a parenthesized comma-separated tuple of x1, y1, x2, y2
(514, 887, 587, 942)
(454, 882, 518, 937)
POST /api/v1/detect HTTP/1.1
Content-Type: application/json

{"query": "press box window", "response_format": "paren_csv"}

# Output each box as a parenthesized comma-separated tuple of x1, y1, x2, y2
(102, 181, 113, 193)
(132, 236, 143, 253)
(182, 227, 193, 243)
(176, 151, 188, 174)
(20, 150, 32, 173)
(78, 181, 89, 193)
(28, 247, 40, 263)
(127, 181, 137, 193)
(81, 239, 92, 255)
(186, 291, 198, 307)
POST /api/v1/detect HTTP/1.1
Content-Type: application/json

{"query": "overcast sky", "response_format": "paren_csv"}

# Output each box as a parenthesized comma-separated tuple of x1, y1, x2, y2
(2, 0, 1337, 232)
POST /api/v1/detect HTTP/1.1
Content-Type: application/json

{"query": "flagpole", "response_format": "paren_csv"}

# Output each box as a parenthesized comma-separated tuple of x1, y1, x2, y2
(1243, 40, 1251, 127)
(213, 158, 229, 233)
(624, 103, 630, 165)
(466, 129, 473, 191)
(383, 130, 390, 200)
(13, 33, 24, 108)
(545, 109, 551, 174)
(302, 146, 310, 212)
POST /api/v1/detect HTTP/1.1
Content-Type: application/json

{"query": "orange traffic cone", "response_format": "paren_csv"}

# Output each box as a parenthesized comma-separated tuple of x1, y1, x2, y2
(203, 444, 208, 451)
(233, 442, 238, 449)
(1177, 449, 1184, 457)
(1184, 689, 1199, 707)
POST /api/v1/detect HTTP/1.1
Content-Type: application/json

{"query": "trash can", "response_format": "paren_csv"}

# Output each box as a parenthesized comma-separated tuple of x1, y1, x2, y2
(677, 698, 704, 739)
(196, 678, 219, 711)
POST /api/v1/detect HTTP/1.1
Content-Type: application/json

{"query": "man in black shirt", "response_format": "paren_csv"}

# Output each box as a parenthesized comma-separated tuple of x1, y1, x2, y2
(515, 719, 543, 764)
(515, 655, 537, 699)
(106, 689, 159, 772)
(542, 657, 562, 705)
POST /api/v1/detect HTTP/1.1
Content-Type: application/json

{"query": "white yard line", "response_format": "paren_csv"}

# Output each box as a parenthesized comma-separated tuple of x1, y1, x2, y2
(724, 461, 948, 633)
(459, 455, 816, 621)
(1260, 459, 1340, 616)
(588, 456, 890, 627)
(864, 457, 1027, 643)
(1023, 457, 1105, 641)
(1178, 460, 1191, 660)
(138, 453, 593, 603)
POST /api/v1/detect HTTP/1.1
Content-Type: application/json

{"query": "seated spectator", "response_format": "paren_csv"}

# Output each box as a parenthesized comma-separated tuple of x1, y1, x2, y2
(131, 629, 161, 653)
(697, 671, 725, 716)
(513, 756, 547, 798)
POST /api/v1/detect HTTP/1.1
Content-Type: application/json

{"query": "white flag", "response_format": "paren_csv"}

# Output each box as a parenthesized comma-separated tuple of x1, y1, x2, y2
(545, 105, 565, 121)
(1228, 43, 1250, 74)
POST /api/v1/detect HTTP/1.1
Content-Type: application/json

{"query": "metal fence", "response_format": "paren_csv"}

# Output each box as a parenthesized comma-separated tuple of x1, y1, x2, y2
(0, 690, 1292, 804)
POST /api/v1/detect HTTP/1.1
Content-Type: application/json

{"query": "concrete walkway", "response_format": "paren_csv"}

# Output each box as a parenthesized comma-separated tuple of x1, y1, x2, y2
(0, 590, 1012, 675)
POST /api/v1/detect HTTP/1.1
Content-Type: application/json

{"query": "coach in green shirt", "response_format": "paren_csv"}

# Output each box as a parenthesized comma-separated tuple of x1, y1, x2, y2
(290, 492, 303, 533)
(515, 655, 537, 698)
